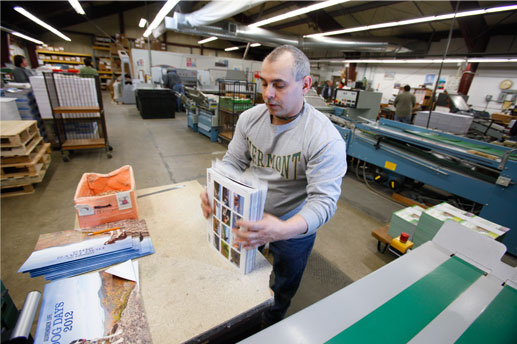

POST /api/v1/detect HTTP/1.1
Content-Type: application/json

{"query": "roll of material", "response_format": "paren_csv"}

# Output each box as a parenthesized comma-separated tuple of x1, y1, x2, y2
(10, 291, 41, 340)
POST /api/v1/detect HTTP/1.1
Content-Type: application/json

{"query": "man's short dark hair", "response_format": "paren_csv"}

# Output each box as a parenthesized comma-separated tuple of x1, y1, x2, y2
(84, 57, 92, 66)
(265, 45, 310, 81)
(404, 85, 411, 92)
(14, 55, 25, 67)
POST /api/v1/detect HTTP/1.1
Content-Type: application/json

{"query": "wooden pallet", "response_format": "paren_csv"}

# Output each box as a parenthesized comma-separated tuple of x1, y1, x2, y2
(1, 137, 46, 164)
(1, 143, 51, 179)
(0, 121, 39, 150)
(1, 155, 51, 187)
(1, 184, 36, 198)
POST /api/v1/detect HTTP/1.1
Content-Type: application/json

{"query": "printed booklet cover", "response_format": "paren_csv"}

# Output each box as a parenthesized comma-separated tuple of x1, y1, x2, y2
(18, 219, 154, 280)
(207, 160, 267, 274)
(34, 260, 153, 343)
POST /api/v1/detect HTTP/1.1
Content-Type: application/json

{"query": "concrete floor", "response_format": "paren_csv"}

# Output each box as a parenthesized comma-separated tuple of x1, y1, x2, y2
(2, 93, 410, 333)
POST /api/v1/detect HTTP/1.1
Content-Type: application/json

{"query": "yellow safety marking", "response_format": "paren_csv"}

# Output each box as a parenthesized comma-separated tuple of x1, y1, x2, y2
(375, 175, 381, 180)
(384, 161, 397, 171)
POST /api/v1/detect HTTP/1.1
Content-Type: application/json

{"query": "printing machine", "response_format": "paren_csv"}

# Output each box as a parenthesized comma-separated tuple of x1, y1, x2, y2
(182, 87, 219, 142)
(331, 116, 517, 255)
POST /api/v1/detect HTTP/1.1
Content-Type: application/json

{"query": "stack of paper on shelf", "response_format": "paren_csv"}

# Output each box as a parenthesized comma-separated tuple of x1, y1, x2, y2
(207, 160, 267, 274)
(413, 202, 509, 247)
(34, 260, 153, 343)
(388, 205, 425, 240)
(29, 76, 53, 119)
(18, 219, 154, 280)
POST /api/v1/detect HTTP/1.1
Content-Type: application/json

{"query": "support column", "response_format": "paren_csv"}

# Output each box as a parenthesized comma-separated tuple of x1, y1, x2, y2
(457, 63, 478, 96)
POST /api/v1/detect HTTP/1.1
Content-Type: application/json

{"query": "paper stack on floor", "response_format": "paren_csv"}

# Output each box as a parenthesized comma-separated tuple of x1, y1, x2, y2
(34, 260, 153, 343)
(388, 205, 425, 240)
(18, 219, 154, 280)
(413, 202, 509, 247)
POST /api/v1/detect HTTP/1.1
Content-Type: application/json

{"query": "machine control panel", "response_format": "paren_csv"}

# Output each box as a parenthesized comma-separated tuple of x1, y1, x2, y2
(334, 89, 359, 108)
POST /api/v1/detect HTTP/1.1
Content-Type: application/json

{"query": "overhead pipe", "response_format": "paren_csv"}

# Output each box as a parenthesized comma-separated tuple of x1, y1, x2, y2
(163, 15, 409, 53)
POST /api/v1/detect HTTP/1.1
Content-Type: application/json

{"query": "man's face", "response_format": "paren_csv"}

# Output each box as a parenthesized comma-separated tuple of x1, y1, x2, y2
(21, 59, 28, 68)
(260, 53, 311, 118)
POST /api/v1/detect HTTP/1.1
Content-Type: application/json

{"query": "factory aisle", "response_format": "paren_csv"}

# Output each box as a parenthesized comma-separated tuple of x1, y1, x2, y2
(1, 92, 399, 326)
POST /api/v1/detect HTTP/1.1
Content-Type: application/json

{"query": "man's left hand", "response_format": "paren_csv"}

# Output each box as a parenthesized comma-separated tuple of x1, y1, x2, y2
(234, 213, 308, 249)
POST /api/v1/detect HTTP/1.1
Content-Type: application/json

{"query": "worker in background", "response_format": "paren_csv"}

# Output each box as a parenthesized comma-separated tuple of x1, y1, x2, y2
(394, 85, 416, 123)
(321, 80, 334, 102)
(200, 45, 347, 327)
(12, 55, 34, 83)
(164, 68, 185, 112)
(79, 58, 98, 76)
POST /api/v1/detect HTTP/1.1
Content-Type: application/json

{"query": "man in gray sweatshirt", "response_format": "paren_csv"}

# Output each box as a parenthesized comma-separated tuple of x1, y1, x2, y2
(201, 45, 347, 325)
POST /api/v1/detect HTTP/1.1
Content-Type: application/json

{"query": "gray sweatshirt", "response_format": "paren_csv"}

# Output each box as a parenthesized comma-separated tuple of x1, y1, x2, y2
(223, 103, 347, 237)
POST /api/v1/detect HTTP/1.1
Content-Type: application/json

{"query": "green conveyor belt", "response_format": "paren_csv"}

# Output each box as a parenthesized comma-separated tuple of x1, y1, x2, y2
(406, 130, 517, 161)
(326, 256, 483, 344)
(455, 285, 517, 344)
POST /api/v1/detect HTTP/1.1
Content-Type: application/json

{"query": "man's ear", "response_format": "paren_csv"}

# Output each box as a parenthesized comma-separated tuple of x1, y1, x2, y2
(302, 75, 312, 95)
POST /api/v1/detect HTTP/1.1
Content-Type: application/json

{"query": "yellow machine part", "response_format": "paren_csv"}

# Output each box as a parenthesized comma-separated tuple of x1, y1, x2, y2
(390, 236, 414, 254)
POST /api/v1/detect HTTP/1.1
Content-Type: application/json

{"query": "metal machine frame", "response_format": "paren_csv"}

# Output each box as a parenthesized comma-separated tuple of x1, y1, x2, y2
(334, 118, 517, 254)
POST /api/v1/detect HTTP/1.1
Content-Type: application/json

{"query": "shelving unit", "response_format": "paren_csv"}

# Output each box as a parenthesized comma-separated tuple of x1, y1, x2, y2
(36, 49, 91, 66)
(92, 42, 112, 89)
(217, 80, 256, 142)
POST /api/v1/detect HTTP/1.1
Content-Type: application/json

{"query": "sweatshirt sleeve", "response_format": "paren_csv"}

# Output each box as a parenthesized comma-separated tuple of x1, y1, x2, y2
(222, 111, 251, 172)
(297, 135, 348, 235)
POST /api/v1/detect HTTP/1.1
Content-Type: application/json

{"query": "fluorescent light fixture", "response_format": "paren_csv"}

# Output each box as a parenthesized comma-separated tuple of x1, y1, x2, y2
(321, 58, 516, 64)
(11, 31, 44, 45)
(224, 46, 240, 52)
(143, 0, 180, 37)
(14, 7, 71, 41)
(250, 43, 261, 47)
(305, 4, 517, 38)
(249, 0, 349, 28)
(138, 18, 148, 28)
(198, 36, 218, 44)
(68, 0, 85, 15)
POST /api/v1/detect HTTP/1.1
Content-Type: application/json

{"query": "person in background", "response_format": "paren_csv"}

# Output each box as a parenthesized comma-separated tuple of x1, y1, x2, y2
(12, 55, 34, 83)
(394, 85, 416, 123)
(337, 81, 345, 89)
(79, 58, 98, 76)
(200, 45, 347, 327)
(164, 68, 185, 112)
(321, 80, 334, 102)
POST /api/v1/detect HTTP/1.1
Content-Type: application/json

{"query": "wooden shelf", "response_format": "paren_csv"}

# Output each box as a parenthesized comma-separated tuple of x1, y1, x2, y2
(40, 59, 84, 64)
(37, 50, 91, 57)
(219, 130, 234, 141)
(53, 106, 101, 114)
(98, 70, 112, 74)
(93, 46, 110, 51)
(62, 138, 106, 150)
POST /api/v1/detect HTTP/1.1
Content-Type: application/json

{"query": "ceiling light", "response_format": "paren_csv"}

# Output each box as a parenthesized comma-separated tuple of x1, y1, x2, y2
(250, 43, 261, 47)
(11, 31, 44, 45)
(305, 4, 517, 38)
(143, 0, 180, 37)
(14, 7, 71, 41)
(225, 46, 239, 52)
(68, 0, 85, 15)
(139, 18, 148, 28)
(249, 0, 350, 28)
(198, 36, 218, 44)
(318, 58, 516, 64)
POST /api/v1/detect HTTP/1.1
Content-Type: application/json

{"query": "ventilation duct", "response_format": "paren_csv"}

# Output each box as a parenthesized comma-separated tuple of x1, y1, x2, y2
(163, 14, 409, 53)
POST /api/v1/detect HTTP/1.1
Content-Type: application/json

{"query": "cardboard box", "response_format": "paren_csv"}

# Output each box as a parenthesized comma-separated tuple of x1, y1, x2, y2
(74, 165, 138, 228)
(491, 113, 517, 125)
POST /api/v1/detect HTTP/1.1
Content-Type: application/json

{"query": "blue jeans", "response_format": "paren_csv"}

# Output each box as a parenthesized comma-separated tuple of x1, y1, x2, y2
(395, 115, 411, 123)
(263, 233, 316, 324)
(172, 84, 185, 112)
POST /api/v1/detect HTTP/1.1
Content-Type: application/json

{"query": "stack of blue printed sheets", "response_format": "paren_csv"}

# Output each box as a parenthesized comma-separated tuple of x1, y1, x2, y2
(18, 219, 154, 280)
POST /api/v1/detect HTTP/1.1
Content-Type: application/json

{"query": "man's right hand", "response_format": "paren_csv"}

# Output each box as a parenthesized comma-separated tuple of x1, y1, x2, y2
(200, 190, 211, 219)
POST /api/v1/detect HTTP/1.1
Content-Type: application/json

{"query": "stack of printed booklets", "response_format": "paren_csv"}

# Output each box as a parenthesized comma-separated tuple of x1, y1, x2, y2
(206, 160, 267, 274)
(388, 205, 425, 240)
(413, 202, 509, 247)
(34, 260, 153, 343)
(18, 219, 155, 280)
